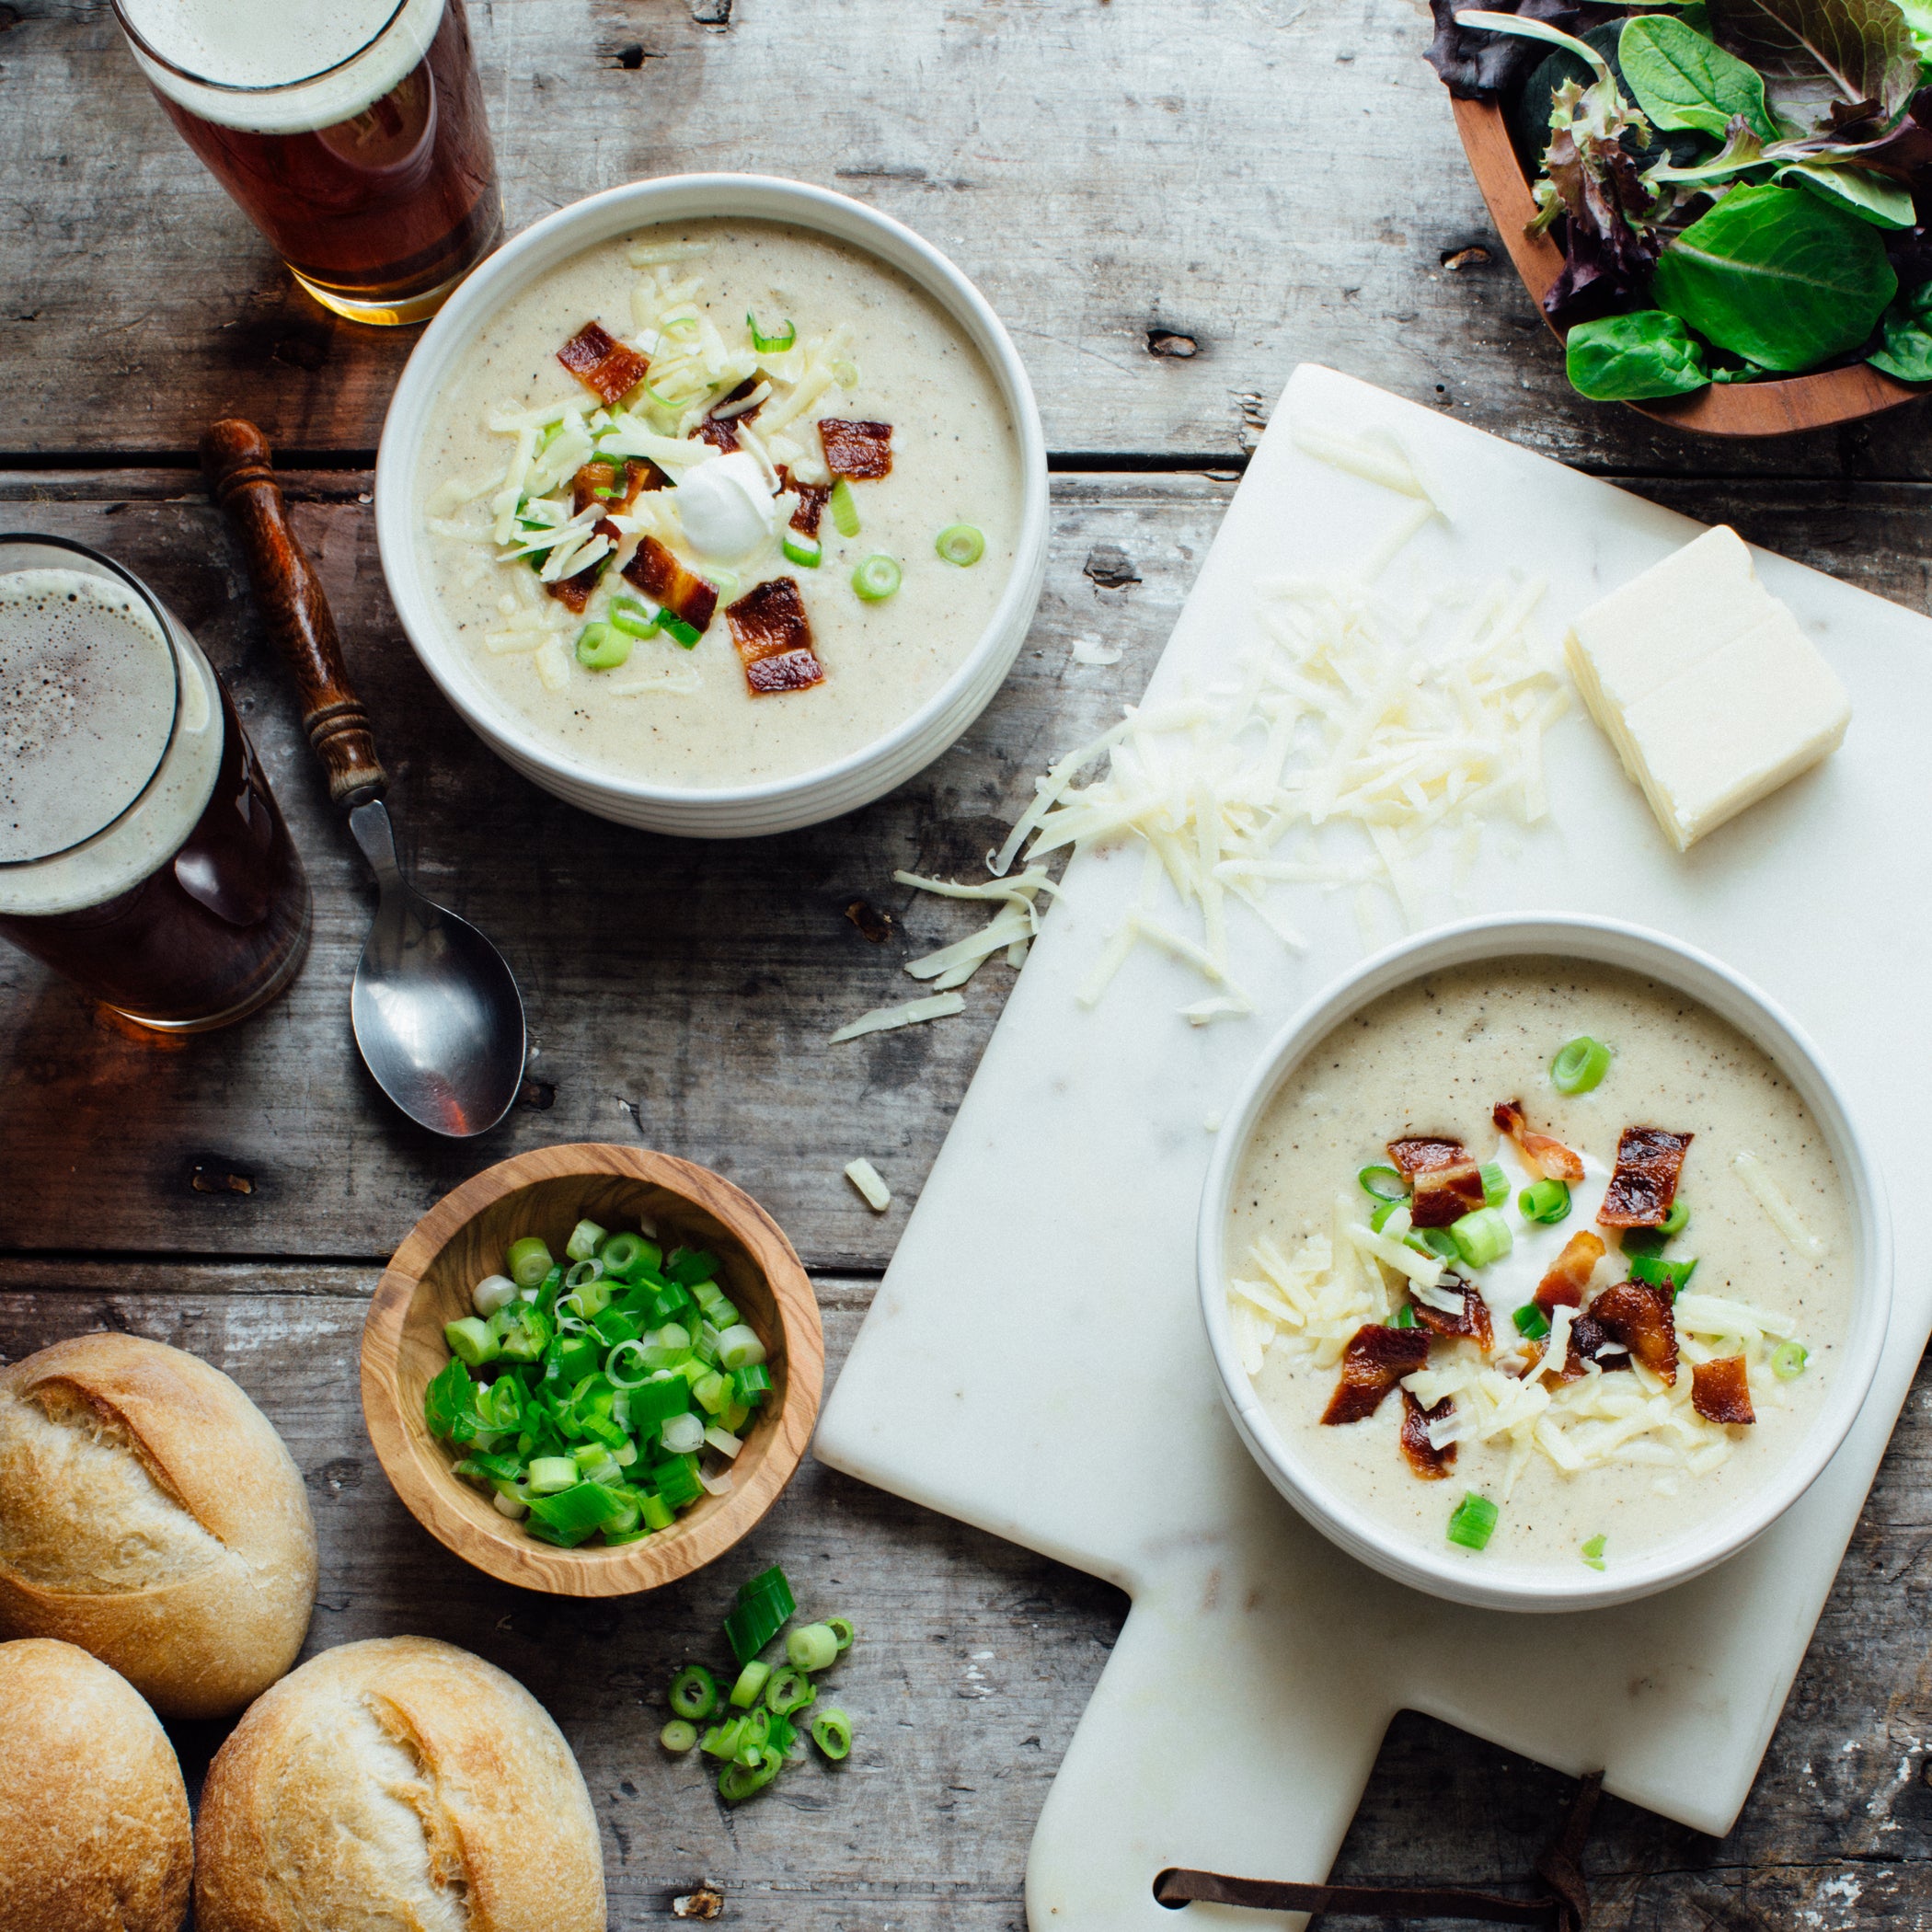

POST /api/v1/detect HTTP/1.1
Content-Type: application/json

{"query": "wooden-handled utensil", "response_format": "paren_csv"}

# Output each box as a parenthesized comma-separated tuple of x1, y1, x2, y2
(202, 420, 526, 1138)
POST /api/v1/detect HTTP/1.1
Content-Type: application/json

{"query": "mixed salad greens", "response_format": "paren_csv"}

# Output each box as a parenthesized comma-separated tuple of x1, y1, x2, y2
(1429, 0, 1932, 397)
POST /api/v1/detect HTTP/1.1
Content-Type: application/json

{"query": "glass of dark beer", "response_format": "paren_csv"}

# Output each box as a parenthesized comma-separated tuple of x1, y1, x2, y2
(111, 0, 501, 326)
(0, 535, 311, 1031)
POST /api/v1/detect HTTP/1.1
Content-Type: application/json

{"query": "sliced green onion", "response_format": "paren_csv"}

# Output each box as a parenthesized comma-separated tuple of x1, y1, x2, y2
(1581, 1534, 1607, 1572)
(506, 1237, 554, 1289)
(730, 1660, 773, 1708)
(1551, 1034, 1613, 1095)
(1409, 1226, 1461, 1262)
(825, 1616, 856, 1652)
(565, 1220, 604, 1261)
(472, 1273, 517, 1317)
(639, 1491, 674, 1531)
(1660, 1199, 1690, 1236)
(1478, 1161, 1509, 1209)
(670, 1663, 720, 1721)
(1512, 1304, 1550, 1340)
(725, 1564, 796, 1665)
(782, 531, 822, 569)
(731, 1363, 773, 1405)
(810, 1708, 853, 1761)
(1628, 1252, 1697, 1294)
(443, 1317, 499, 1367)
(935, 523, 985, 567)
(1620, 1225, 1667, 1256)
(576, 622, 632, 671)
(1772, 1340, 1810, 1380)
(1518, 1179, 1571, 1225)
(607, 596, 661, 639)
(1370, 1199, 1400, 1234)
(598, 1230, 647, 1276)
(702, 1715, 747, 1760)
(852, 553, 902, 602)
(661, 612, 702, 650)
(526, 1455, 579, 1495)
(1390, 1303, 1417, 1328)
(764, 1664, 817, 1715)
(787, 1622, 840, 1673)
(719, 1744, 784, 1802)
(748, 311, 797, 353)
(1446, 1491, 1500, 1552)
(1358, 1164, 1409, 1203)
(660, 1719, 697, 1753)
(828, 477, 860, 538)
(717, 1324, 766, 1372)
(1449, 1207, 1512, 1270)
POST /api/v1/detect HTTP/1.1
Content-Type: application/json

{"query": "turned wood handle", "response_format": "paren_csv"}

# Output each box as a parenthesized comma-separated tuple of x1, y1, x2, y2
(201, 418, 387, 810)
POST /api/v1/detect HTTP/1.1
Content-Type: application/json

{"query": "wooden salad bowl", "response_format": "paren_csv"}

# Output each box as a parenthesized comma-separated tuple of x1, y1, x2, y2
(362, 1144, 824, 1597)
(1453, 95, 1925, 437)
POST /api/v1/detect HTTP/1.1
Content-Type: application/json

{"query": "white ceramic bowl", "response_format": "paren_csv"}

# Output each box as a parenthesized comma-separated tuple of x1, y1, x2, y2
(375, 175, 1049, 838)
(1198, 914, 1892, 1614)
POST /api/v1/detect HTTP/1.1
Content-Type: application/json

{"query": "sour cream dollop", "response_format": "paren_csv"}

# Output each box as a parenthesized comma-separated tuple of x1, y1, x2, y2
(674, 451, 776, 561)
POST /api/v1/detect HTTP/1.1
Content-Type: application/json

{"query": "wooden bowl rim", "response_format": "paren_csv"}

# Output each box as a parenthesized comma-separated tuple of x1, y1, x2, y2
(361, 1143, 823, 1598)
(1450, 93, 1926, 438)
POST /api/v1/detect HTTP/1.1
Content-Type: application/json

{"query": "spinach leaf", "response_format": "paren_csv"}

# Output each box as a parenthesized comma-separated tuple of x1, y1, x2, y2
(1868, 277, 1932, 378)
(1618, 14, 1778, 138)
(1650, 182, 1898, 367)
(1565, 311, 1715, 396)
(1777, 156, 1918, 225)
(1705, 0, 1918, 121)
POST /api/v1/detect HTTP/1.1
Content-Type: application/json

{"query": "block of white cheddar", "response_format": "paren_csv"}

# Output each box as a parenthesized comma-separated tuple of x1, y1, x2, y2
(1563, 525, 1851, 852)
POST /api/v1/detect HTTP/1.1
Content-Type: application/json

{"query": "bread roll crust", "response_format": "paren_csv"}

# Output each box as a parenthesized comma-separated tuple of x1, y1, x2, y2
(196, 1636, 607, 1932)
(0, 1331, 318, 1718)
(0, 1637, 192, 1932)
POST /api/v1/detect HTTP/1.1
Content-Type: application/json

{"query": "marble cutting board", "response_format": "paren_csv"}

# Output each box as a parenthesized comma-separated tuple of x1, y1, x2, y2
(812, 364, 1932, 1927)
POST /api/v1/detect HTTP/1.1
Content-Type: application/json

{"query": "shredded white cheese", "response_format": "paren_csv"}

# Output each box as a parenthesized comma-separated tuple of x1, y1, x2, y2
(829, 992, 966, 1044)
(844, 1158, 893, 1212)
(1732, 1150, 1828, 1259)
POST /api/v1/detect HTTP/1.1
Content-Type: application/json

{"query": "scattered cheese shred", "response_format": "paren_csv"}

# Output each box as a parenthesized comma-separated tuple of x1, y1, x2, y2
(844, 1158, 893, 1212)
(829, 992, 965, 1044)
(1732, 1151, 1828, 1259)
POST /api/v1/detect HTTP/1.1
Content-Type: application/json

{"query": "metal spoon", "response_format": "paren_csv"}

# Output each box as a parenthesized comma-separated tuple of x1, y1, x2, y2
(202, 419, 526, 1137)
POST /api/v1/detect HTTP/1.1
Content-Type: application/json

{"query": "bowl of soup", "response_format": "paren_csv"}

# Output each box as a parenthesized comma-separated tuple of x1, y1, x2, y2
(1199, 914, 1890, 1613)
(376, 175, 1048, 837)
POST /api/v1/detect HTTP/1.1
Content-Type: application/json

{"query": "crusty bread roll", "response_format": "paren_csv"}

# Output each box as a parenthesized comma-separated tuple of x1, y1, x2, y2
(0, 1331, 317, 1718)
(196, 1635, 606, 1932)
(0, 1637, 192, 1932)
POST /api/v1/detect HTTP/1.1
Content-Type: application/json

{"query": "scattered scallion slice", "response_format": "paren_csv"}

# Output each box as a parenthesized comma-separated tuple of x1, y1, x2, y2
(661, 612, 703, 650)
(1370, 1199, 1400, 1234)
(719, 1744, 785, 1802)
(1407, 1225, 1459, 1262)
(607, 596, 661, 639)
(566, 1219, 605, 1260)
(725, 1565, 797, 1665)
(1390, 1304, 1418, 1328)
(661, 1719, 698, 1753)
(1478, 1160, 1508, 1208)
(670, 1663, 720, 1721)
(444, 1317, 498, 1367)
(782, 531, 822, 569)
(1512, 1304, 1550, 1340)
(935, 523, 985, 567)
(1581, 1534, 1607, 1572)
(1518, 1178, 1571, 1225)
(747, 311, 797, 353)
(825, 1616, 857, 1652)
(1445, 1491, 1499, 1551)
(764, 1664, 816, 1716)
(575, 622, 631, 670)
(787, 1622, 840, 1673)
(506, 1237, 554, 1288)
(852, 554, 902, 603)
(730, 1661, 773, 1708)
(1628, 1252, 1697, 1294)
(811, 1708, 853, 1761)
(1772, 1340, 1810, 1380)
(829, 477, 860, 538)
(1660, 1199, 1690, 1236)
(1358, 1164, 1408, 1203)
(1550, 1034, 1613, 1095)
(1449, 1206, 1512, 1270)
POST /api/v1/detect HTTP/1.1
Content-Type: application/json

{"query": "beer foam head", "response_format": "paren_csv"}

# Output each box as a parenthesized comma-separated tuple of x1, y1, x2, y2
(0, 569, 179, 865)
(117, 0, 443, 132)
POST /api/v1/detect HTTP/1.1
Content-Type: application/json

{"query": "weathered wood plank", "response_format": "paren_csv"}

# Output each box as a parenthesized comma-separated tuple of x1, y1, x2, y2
(4, 468, 1928, 1271)
(6, 0, 1931, 477)
(2, 1267, 1928, 1927)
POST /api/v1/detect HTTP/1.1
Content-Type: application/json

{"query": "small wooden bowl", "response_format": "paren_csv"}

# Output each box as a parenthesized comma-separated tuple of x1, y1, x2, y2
(1452, 94, 1925, 437)
(362, 1144, 823, 1597)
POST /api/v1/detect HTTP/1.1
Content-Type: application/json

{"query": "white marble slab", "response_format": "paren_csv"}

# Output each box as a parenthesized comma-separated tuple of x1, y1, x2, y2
(814, 364, 1932, 1928)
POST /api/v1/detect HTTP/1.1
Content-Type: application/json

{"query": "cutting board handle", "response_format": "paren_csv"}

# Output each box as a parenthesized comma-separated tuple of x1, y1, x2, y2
(201, 418, 388, 811)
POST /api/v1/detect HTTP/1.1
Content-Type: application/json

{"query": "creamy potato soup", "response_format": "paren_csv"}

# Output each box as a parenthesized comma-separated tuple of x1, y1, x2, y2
(417, 219, 1021, 789)
(1225, 960, 1852, 1577)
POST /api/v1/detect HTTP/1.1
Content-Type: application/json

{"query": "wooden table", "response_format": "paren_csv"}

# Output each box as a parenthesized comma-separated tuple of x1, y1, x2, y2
(5, 3, 1929, 1924)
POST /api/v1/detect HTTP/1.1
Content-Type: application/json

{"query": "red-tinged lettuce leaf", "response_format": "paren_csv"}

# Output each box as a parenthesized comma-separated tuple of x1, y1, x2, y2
(1425, 0, 1611, 99)
(1543, 133, 1662, 326)
(1706, 0, 1919, 119)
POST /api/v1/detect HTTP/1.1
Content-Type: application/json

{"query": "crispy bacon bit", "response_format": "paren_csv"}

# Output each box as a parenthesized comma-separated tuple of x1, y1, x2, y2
(557, 321, 650, 405)
(570, 457, 668, 519)
(1493, 1099, 1585, 1183)
(1400, 1390, 1455, 1478)
(792, 482, 830, 535)
(546, 518, 622, 614)
(1320, 1323, 1431, 1427)
(1410, 1282, 1494, 1351)
(726, 577, 824, 696)
(1598, 1126, 1694, 1227)
(818, 418, 893, 478)
(1588, 1281, 1678, 1381)
(1555, 1311, 1620, 1382)
(696, 418, 741, 453)
(1533, 1231, 1606, 1312)
(1410, 1161, 1486, 1228)
(697, 379, 764, 453)
(1692, 1355, 1755, 1425)
(621, 535, 718, 636)
(1387, 1135, 1466, 1176)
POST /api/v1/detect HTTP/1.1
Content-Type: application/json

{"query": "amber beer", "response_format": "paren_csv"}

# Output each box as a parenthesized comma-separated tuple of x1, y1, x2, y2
(112, 0, 500, 325)
(0, 537, 310, 1031)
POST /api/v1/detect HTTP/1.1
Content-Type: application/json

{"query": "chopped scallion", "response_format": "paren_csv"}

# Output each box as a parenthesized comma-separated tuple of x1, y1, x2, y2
(1408, 1226, 1460, 1262)
(1581, 1533, 1607, 1572)
(725, 1564, 797, 1665)
(1660, 1199, 1690, 1236)
(1357, 1163, 1408, 1202)
(935, 523, 985, 567)
(661, 1719, 697, 1753)
(828, 477, 860, 538)
(852, 553, 902, 602)
(1478, 1161, 1508, 1208)
(1628, 1252, 1697, 1294)
(782, 531, 822, 569)
(575, 622, 632, 671)
(1445, 1491, 1499, 1551)
(747, 311, 797, 353)
(810, 1707, 853, 1761)
(1550, 1034, 1613, 1095)
(1391, 1304, 1418, 1328)
(661, 612, 702, 650)
(1512, 1304, 1549, 1340)
(444, 1317, 499, 1367)
(786, 1622, 840, 1673)
(1772, 1340, 1810, 1380)
(566, 1219, 606, 1261)
(1370, 1199, 1400, 1234)
(825, 1616, 856, 1652)
(764, 1664, 817, 1716)
(730, 1660, 772, 1708)
(1449, 1206, 1512, 1270)
(607, 596, 661, 639)
(719, 1744, 784, 1801)
(1518, 1178, 1571, 1225)
(669, 1663, 720, 1721)
(506, 1237, 554, 1289)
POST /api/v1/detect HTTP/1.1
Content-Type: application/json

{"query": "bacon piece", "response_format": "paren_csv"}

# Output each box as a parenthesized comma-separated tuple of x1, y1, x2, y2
(546, 518, 622, 614)
(1410, 1161, 1486, 1229)
(781, 469, 831, 536)
(570, 457, 667, 519)
(1320, 1323, 1430, 1427)
(557, 321, 650, 405)
(696, 418, 741, 454)
(818, 418, 893, 478)
(1400, 1390, 1455, 1478)
(696, 379, 765, 452)
(1533, 1231, 1606, 1313)
(1410, 1282, 1494, 1351)
(1588, 1281, 1678, 1380)
(1493, 1099, 1585, 1183)
(1597, 1126, 1694, 1227)
(1692, 1355, 1755, 1425)
(1554, 1311, 1622, 1383)
(726, 577, 824, 696)
(1387, 1136, 1466, 1176)
(620, 535, 718, 636)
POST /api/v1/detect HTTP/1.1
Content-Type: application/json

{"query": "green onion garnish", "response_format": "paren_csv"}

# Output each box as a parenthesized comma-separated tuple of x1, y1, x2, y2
(1445, 1492, 1499, 1551)
(575, 622, 632, 671)
(661, 612, 703, 650)
(1449, 1207, 1512, 1270)
(444, 1317, 498, 1367)
(1390, 1304, 1417, 1328)
(670, 1663, 720, 1720)
(1772, 1340, 1810, 1380)
(786, 1622, 840, 1673)
(1660, 1199, 1690, 1236)
(661, 1719, 698, 1753)
(810, 1707, 853, 1761)
(829, 477, 860, 538)
(935, 523, 985, 567)
(719, 1744, 785, 1802)
(1628, 1252, 1697, 1294)
(1512, 1305, 1549, 1340)
(1358, 1164, 1408, 1203)
(506, 1237, 554, 1289)
(747, 311, 797, 353)
(1620, 1225, 1667, 1256)
(1407, 1226, 1461, 1262)
(725, 1564, 797, 1665)
(1518, 1178, 1571, 1225)
(782, 531, 822, 569)
(1478, 1161, 1508, 1209)
(607, 596, 661, 639)
(825, 1616, 857, 1652)
(566, 1219, 605, 1260)
(764, 1664, 816, 1716)
(1370, 1199, 1400, 1234)
(730, 1660, 772, 1708)
(1581, 1534, 1606, 1572)
(852, 554, 902, 603)
(1551, 1034, 1613, 1095)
